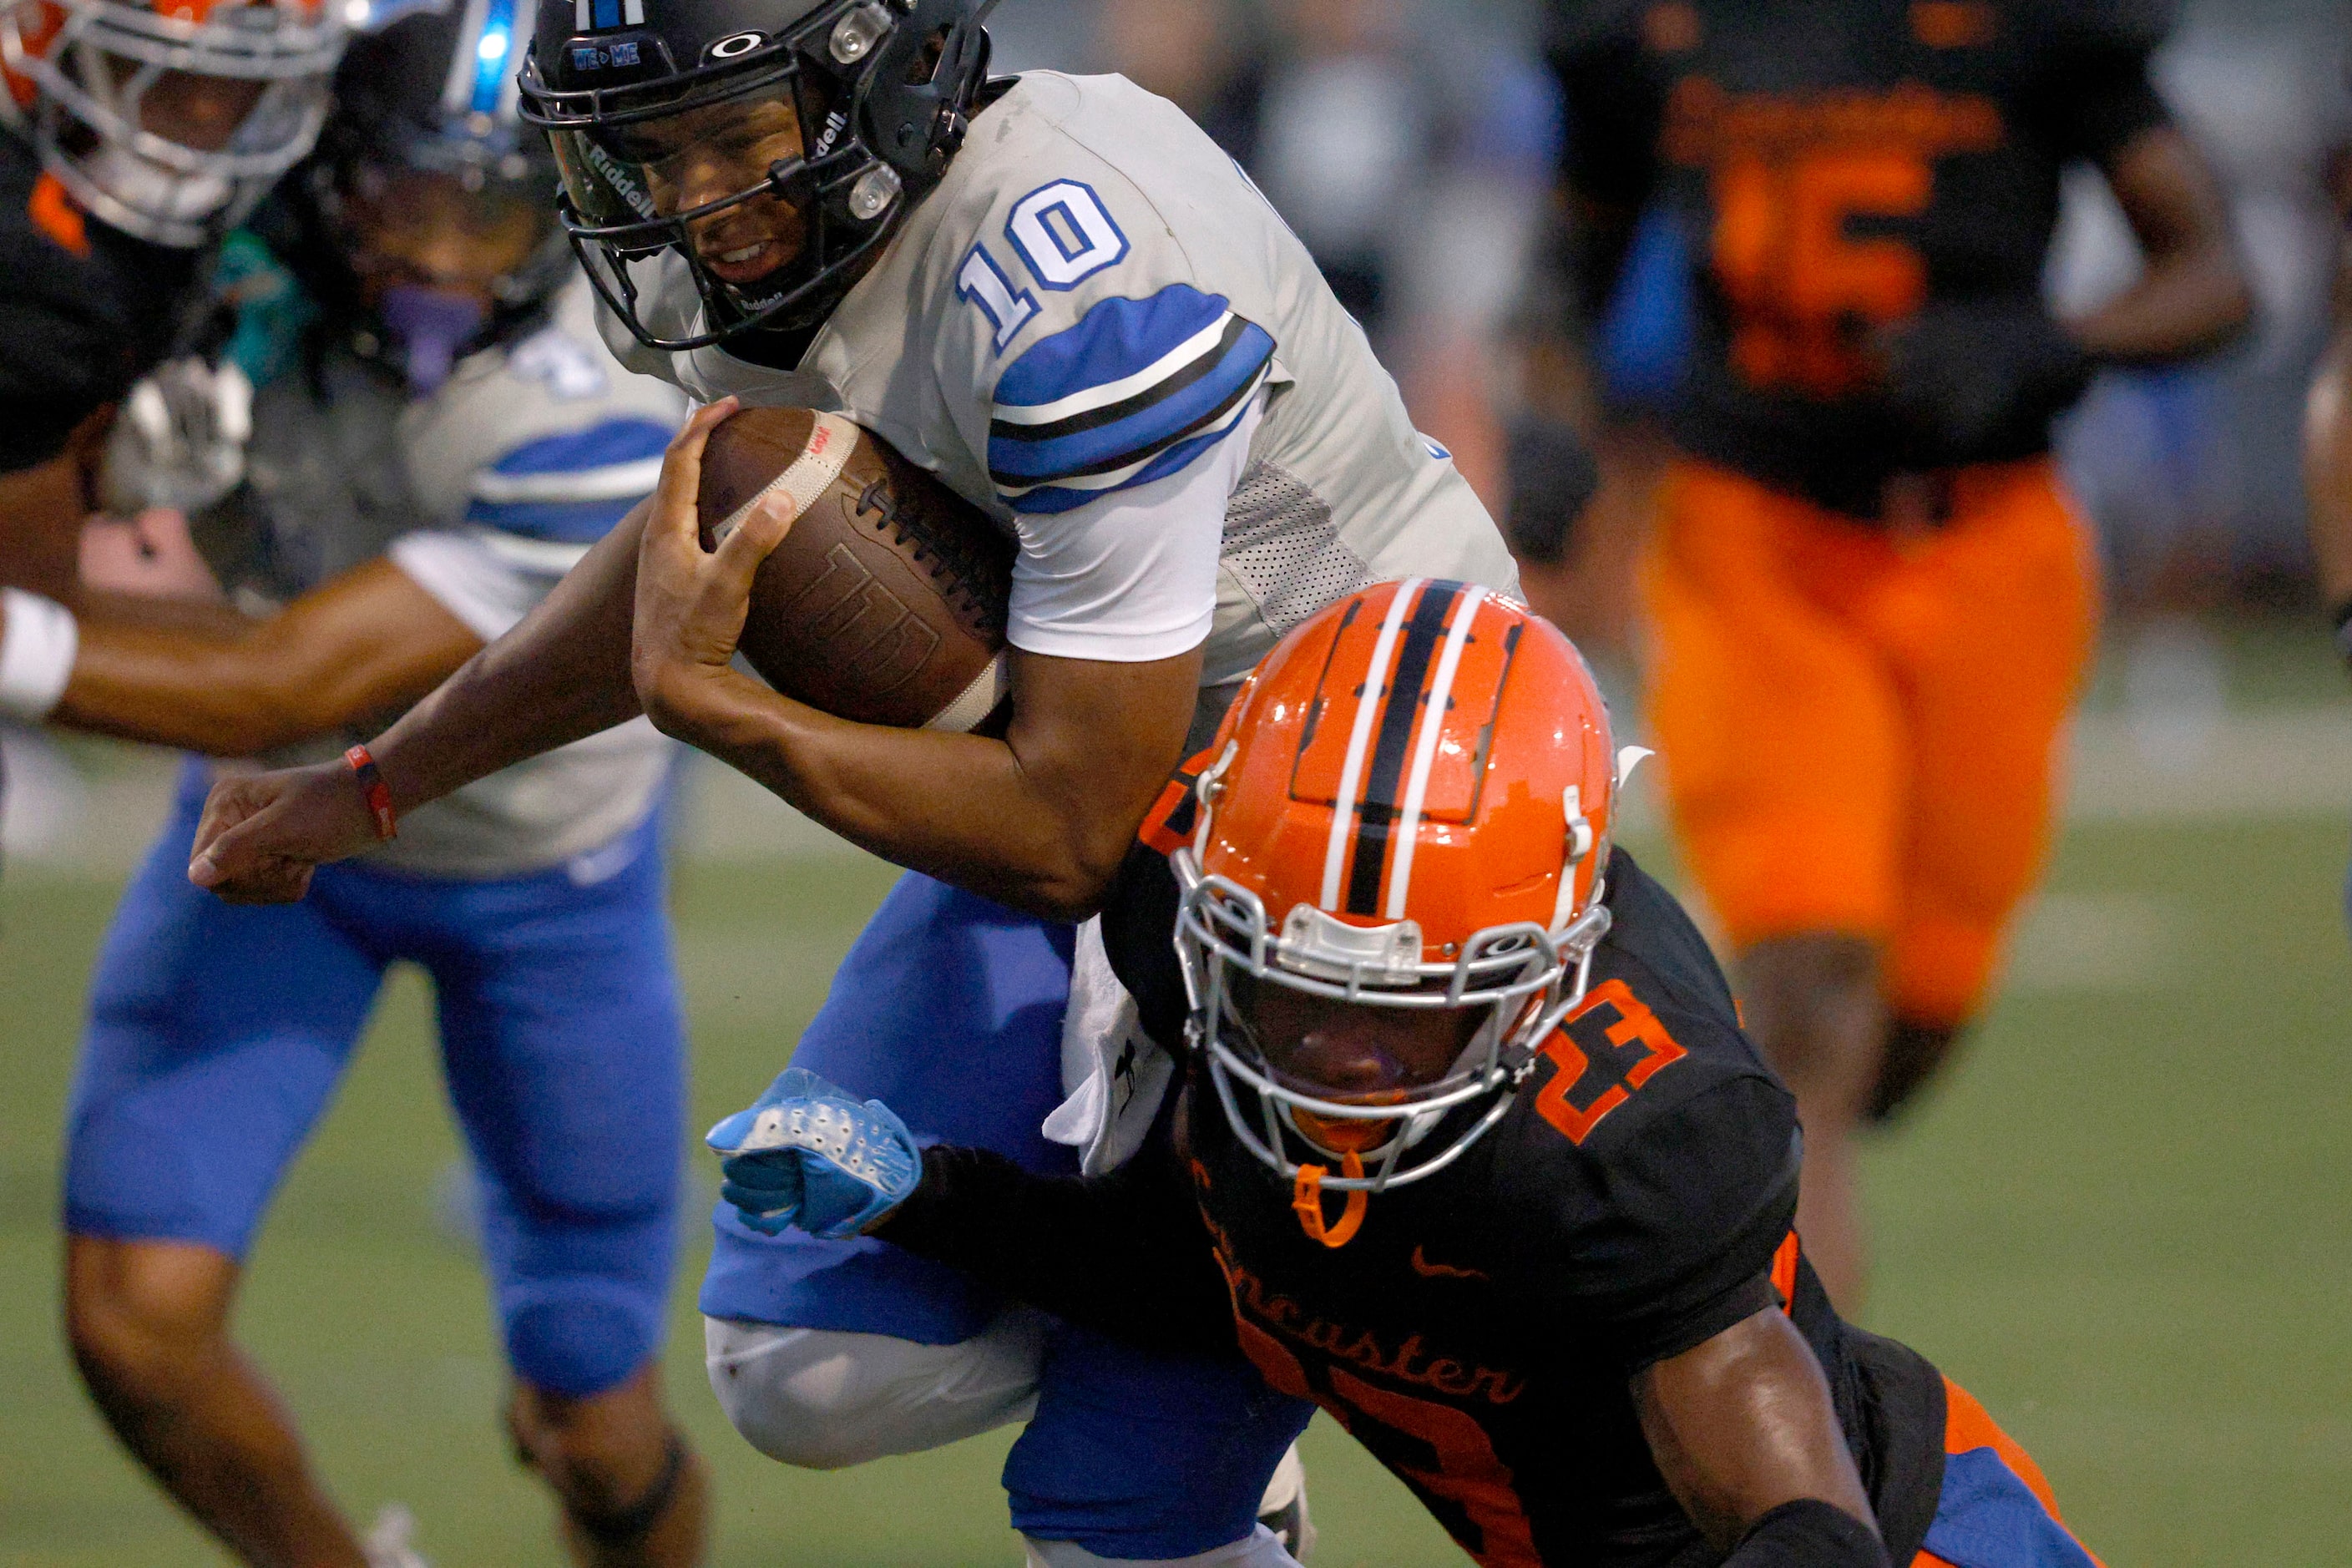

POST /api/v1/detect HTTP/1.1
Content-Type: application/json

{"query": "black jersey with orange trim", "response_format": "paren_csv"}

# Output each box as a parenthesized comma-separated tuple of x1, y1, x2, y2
(1184, 849, 1945, 1565)
(887, 846, 1950, 1566)
(1550, 0, 2169, 516)
(0, 132, 203, 473)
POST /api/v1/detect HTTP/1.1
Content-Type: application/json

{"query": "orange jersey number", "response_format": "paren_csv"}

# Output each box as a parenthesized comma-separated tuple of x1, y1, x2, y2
(1711, 151, 1930, 397)
(1236, 1318, 1541, 1568)
(1533, 979, 1689, 1146)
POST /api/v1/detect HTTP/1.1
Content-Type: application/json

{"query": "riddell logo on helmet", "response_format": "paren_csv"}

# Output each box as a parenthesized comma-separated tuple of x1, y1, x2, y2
(812, 109, 848, 159)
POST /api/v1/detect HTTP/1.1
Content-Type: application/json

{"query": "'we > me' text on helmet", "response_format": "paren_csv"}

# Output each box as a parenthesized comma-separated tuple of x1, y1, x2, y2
(1176, 579, 1639, 1241)
(0, 0, 344, 246)
(518, 0, 996, 351)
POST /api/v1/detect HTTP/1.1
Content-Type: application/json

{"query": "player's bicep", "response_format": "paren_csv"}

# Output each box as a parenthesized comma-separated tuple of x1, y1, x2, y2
(255, 559, 486, 705)
(1003, 390, 1258, 664)
(1632, 1303, 1877, 1554)
(1002, 639, 1206, 879)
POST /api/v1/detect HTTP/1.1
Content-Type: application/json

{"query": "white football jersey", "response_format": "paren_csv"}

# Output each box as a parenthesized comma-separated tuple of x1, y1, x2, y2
(225, 277, 689, 878)
(603, 71, 1518, 741)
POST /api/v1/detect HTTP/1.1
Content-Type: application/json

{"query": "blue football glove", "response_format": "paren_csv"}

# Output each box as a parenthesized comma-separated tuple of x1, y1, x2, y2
(705, 1067, 923, 1239)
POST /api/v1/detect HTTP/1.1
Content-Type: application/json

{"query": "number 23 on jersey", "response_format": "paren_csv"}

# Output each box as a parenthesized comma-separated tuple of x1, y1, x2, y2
(1533, 979, 1689, 1146)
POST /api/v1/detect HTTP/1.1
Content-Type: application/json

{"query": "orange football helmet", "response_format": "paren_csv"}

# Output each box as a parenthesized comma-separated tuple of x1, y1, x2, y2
(1177, 579, 1634, 1227)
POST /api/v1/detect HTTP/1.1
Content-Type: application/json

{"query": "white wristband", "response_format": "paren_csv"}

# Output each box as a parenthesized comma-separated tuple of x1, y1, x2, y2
(0, 588, 78, 721)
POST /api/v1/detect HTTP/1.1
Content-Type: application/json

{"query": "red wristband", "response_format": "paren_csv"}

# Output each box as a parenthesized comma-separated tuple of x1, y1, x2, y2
(345, 745, 397, 840)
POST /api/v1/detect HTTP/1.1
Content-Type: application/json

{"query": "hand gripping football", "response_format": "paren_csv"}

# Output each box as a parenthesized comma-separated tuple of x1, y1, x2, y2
(695, 406, 1015, 733)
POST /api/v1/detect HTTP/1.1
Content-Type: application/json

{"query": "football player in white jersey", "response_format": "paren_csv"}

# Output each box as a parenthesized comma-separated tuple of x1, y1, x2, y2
(9, 10, 709, 1566)
(185, 3, 1518, 1561)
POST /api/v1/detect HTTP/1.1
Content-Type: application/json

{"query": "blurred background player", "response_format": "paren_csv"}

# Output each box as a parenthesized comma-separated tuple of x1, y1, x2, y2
(25, 10, 705, 1566)
(0, 0, 342, 601)
(1545, 0, 2252, 1306)
(184, 0, 1521, 1560)
(711, 582, 2110, 1568)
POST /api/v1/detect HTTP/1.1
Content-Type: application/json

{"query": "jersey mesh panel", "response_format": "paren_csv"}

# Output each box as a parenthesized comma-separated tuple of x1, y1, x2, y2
(1221, 461, 1372, 637)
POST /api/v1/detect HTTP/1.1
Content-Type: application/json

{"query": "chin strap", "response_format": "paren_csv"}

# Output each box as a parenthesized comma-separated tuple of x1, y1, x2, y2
(1292, 1152, 1368, 1248)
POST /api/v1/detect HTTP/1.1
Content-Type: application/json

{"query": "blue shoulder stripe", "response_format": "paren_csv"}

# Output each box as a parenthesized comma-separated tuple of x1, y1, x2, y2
(1003, 367, 1266, 516)
(989, 314, 1269, 481)
(486, 417, 673, 477)
(994, 285, 1235, 411)
(463, 413, 677, 543)
(990, 323, 1272, 497)
(464, 493, 641, 543)
(466, 417, 674, 541)
(988, 286, 1274, 491)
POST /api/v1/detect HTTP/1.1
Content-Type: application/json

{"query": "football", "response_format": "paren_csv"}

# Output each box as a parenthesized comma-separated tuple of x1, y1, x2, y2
(696, 406, 1015, 734)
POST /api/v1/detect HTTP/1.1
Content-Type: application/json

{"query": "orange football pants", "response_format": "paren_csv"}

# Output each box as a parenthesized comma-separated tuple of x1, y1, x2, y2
(1640, 458, 2099, 1027)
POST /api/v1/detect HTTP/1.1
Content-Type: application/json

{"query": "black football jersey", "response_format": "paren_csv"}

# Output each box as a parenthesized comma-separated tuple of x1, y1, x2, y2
(0, 133, 204, 474)
(1184, 852, 1942, 1566)
(890, 848, 1950, 1567)
(1550, 0, 2170, 514)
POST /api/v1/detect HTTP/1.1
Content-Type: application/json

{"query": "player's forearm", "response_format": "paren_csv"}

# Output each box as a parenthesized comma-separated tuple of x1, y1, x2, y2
(2065, 247, 2248, 365)
(58, 627, 380, 756)
(0, 447, 91, 600)
(877, 1141, 1238, 1358)
(650, 667, 1125, 918)
(50, 563, 488, 756)
(368, 503, 647, 817)
(2305, 323, 2352, 609)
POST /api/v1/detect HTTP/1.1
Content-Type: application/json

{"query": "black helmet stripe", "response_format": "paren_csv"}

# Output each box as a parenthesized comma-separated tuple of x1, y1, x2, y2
(1343, 581, 1463, 918)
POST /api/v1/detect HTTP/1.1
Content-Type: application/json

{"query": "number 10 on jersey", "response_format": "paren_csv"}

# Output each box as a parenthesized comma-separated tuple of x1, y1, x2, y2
(958, 180, 1133, 351)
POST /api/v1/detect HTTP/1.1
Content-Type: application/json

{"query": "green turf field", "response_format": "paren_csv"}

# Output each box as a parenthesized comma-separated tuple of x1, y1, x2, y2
(4, 653, 2349, 1565)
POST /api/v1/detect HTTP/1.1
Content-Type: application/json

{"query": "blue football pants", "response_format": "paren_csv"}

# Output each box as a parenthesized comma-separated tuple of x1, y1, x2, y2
(65, 771, 685, 1399)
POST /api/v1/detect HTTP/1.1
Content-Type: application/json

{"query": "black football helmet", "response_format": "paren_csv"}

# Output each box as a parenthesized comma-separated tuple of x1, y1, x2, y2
(518, 0, 996, 351)
(306, 0, 574, 390)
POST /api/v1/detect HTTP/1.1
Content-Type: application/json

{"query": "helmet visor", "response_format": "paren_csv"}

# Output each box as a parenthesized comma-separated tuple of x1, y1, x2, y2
(549, 78, 821, 284)
(1222, 968, 1495, 1156)
(339, 164, 557, 300)
(1227, 969, 1490, 1103)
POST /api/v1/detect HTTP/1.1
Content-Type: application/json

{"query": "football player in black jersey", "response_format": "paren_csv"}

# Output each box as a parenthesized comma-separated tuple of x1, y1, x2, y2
(706, 580, 2107, 1568)
(0, 0, 341, 707)
(1544, 0, 2250, 1307)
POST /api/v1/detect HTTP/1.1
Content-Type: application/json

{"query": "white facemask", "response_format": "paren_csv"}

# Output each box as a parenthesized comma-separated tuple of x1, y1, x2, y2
(81, 142, 239, 226)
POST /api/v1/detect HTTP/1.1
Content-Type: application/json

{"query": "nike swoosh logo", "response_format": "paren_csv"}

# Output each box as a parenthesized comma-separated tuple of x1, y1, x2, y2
(1409, 1246, 1489, 1282)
